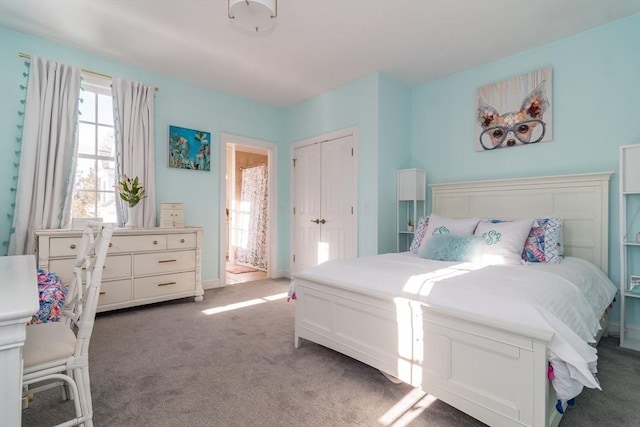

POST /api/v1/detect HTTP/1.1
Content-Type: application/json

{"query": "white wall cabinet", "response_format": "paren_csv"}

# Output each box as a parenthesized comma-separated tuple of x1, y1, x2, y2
(35, 227, 203, 312)
(397, 169, 426, 252)
(619, 144, 640, 351)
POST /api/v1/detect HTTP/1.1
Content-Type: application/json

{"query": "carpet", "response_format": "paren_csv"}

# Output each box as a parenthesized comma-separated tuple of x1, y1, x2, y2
(226, 264, 259, 274)
(21, 279, 640, 427)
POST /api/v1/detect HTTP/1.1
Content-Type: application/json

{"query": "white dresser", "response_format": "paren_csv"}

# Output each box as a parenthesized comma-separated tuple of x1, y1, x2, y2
(35, 227, 204, 312)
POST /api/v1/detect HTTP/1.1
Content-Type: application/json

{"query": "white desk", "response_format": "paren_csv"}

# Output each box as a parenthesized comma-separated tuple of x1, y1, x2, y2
(0, 255, 38, 427)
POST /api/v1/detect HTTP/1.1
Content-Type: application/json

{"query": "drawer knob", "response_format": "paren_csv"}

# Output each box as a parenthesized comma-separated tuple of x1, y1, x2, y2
(153, 240, 158, 245)
(180, 238, 185, 243)
(99, 291, 106, 295)
(158, 281, 177, 287)
(109, 243, 113, 247)
(158, 259, 177, 264)
(70, 244, 76, 249)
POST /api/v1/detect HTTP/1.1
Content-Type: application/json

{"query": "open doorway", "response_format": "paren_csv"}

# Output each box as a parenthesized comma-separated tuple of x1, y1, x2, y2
(220, 134, 277, 286)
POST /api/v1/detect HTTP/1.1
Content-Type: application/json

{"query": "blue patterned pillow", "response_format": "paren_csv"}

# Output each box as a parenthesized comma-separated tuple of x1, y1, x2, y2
(409, 216, 430, 254)
(522, 217, 563, 263)
(418, 234, 483, 262)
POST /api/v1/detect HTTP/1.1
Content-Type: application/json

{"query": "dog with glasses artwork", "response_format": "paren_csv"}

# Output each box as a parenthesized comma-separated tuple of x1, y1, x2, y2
(477, 80, 550, 150)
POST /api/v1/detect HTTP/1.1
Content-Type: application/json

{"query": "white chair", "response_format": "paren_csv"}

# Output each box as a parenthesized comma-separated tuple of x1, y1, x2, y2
(62, 222, 101, 328)
(22, 223, 113, 427)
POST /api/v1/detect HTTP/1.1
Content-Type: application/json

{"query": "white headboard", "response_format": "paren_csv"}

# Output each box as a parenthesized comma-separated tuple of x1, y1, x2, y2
(430, 172, 613, 273)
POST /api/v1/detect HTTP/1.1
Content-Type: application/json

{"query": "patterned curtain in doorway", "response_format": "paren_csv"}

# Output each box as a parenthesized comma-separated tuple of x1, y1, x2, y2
(236, 164, 268, 270)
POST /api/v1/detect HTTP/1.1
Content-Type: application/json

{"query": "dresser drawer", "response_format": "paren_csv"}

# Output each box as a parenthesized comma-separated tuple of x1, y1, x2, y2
(49, 237, 82, 258)
(109, 235, 167, 253)
(98, 279, 132, 306)
(167, 233, 197, 249)
(134, 271, 195, 299)
(48, 259, 74, 284)
(133, 250, 196, 275)
(103, 255, 132, 279)
(49, 254, 131, 284)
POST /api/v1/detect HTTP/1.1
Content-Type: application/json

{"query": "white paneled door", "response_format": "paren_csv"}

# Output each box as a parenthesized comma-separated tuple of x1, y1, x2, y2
(292, 133, 356, 274)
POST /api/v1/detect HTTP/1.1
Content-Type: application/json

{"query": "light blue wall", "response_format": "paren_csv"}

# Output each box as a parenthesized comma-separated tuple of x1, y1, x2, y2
(378, 75, 412, 254)
(0, 27, 284, 283)
(411, 14, 640, 326)
(1, 12, 638, 328)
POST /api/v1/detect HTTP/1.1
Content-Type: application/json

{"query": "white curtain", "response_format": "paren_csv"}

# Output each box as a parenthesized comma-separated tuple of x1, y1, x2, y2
(236, 164, 268, 270)
(112, 78, 156, 227)
(8, 56, 81, 255)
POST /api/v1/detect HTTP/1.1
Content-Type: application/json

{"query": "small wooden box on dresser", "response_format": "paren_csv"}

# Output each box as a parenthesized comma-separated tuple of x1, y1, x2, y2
(35, 227, 204, 312)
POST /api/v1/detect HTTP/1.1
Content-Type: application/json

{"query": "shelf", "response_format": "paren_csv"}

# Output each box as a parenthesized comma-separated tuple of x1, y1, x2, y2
(620, 144, 640, 351)
(397, 169, 426, 253)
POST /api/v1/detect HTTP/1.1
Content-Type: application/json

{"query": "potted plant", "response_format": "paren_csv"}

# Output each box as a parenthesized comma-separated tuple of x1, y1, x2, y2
(407, 219, 414, 232)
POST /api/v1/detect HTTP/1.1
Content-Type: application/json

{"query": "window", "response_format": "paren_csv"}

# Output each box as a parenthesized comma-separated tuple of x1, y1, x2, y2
(72, 75, 117, 223)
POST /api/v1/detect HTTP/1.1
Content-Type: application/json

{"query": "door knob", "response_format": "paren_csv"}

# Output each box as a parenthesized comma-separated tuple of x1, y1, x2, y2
(311, 219, 320, 224)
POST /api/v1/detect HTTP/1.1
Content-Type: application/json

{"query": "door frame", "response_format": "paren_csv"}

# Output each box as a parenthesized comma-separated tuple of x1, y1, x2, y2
(220, 133, 278, 286)
(290, 126, 359, 274)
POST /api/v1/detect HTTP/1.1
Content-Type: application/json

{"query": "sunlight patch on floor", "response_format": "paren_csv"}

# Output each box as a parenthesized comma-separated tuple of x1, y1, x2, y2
(201, 292, 288, 315)
(378, 388, 437, 426)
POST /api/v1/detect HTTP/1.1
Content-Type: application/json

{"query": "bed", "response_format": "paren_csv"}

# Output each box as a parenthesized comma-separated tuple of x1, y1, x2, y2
(290, 172, 615, 427)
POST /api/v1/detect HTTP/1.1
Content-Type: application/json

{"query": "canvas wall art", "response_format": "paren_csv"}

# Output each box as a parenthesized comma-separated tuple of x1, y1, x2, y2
(475, 67, 552, 151)
(169, 125, 211, 171)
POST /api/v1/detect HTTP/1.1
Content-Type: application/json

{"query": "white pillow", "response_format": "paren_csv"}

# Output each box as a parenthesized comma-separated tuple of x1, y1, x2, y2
(418, 214, 480, 252)
(474, 219, 534, 265)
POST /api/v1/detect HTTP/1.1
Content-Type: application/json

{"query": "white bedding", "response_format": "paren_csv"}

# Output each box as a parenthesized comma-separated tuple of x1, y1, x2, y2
(291, 254, 617, 400)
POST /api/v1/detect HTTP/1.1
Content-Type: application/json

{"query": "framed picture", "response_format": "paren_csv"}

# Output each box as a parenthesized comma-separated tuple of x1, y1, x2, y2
(169, 125, 211, 171)
(475, 67, 553, 151)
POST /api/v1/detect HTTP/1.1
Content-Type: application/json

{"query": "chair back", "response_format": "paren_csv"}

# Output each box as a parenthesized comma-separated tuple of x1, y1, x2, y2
(72, 223, 113, 356)
(63, 223, 99, 325)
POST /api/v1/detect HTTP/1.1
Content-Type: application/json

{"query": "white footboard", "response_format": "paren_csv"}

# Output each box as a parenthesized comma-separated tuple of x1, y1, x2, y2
(294, 279, 563, 427)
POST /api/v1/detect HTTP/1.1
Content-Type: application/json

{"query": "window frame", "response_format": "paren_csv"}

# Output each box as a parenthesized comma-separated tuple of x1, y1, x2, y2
(73, 74, 117, 222)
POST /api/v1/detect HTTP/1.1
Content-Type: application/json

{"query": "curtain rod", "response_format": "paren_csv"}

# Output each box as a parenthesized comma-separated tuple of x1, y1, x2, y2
(18, 52, 159, 91)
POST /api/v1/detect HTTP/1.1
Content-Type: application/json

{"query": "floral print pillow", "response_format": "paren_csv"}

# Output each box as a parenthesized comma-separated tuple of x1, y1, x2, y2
(409, 216, 430, 254)
(522, 217, 563, 263)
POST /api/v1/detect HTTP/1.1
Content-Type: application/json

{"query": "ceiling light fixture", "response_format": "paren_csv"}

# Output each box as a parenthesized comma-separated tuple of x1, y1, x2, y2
(228, 0, 278, 33)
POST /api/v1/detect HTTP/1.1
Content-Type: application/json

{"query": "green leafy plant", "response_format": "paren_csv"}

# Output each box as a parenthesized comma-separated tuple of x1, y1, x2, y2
(116, 175, 146, 207)
(407, 219, 414, 227)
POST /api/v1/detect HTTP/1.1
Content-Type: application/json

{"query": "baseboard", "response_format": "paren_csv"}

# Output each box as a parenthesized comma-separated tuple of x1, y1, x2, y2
(273, 270, 291, 279)
(606, 321, 640, 340)
(203, 278, 222, 289)
(203, 271, 290, 290)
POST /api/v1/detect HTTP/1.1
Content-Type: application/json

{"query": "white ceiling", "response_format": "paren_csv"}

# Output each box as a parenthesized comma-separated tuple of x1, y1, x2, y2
(1, 0, 638, 107)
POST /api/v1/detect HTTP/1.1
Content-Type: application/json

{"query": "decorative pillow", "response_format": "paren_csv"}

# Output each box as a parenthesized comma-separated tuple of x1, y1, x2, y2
(474, 219, 534, 265)
(418, 234, 483, 262)
(409, 216, 430, 254)
(418, 214, 481, 252)
(30, 269, 67, 325)
(522, 217, 564, 263)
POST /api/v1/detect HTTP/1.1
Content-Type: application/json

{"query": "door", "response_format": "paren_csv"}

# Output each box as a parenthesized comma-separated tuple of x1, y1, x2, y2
(291, 134, 356, 274)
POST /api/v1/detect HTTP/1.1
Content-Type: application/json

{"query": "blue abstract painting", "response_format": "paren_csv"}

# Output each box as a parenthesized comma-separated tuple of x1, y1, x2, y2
(169, 125, 211, 171)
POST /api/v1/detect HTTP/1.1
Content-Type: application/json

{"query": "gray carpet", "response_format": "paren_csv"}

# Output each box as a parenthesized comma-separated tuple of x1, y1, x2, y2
(22, 279, 640, 426)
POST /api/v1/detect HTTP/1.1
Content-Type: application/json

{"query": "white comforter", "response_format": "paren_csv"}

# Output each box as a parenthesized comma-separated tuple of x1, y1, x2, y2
(291, 254, 617, 400)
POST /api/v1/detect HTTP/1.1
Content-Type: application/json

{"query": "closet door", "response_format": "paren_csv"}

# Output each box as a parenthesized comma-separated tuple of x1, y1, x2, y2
(292, 143, 322, 273)
(320, 135, 355, 263)
(291, 134, 356, 274)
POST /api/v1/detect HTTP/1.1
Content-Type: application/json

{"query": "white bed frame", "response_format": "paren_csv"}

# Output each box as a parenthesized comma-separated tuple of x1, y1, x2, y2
(293, 172, 612, 427)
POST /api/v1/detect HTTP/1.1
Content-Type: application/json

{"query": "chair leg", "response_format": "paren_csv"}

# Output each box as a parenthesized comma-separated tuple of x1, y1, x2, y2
(74, 366, 94, 427)
(23, 373, 83, 425)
